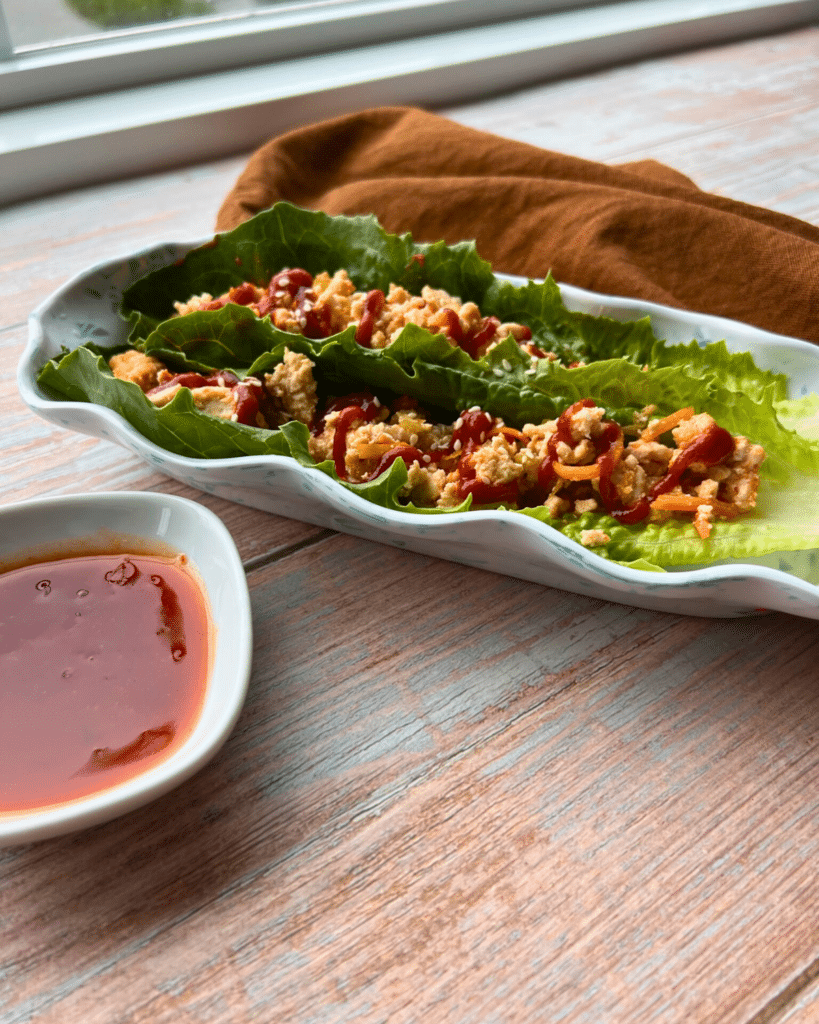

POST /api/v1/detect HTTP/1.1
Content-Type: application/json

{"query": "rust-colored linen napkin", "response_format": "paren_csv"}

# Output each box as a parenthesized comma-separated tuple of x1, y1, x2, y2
(216, 106, 819, 344)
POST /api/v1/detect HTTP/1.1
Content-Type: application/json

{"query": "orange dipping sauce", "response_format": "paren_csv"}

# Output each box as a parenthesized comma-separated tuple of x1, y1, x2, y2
(0, 552, 211, 814)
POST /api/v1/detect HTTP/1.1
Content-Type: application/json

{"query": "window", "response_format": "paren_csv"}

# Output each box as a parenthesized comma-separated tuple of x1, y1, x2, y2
(1, 0, 816, 204)
(1, 0, 621, 106)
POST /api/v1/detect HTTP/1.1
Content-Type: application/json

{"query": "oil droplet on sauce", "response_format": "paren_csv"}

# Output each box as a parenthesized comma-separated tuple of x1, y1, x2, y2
(0, 554, 210, 814)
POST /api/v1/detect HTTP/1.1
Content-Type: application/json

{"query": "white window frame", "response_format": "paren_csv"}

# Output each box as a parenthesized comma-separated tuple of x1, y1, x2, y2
(1, 0, 817, 205)
(0, 0, 626, 109)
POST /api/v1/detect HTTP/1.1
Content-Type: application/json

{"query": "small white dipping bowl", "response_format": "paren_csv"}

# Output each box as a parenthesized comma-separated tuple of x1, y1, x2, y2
(0, 491, 252, 846)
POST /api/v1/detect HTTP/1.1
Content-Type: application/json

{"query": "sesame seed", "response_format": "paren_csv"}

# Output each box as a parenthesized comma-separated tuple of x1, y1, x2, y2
(469, 405, 481, 413)
(453, 439, 462, 452)
(410, 433, 419, 445)
(423, 454, 431, 464)
(373, 397, 382, 407)
(454, 418, 463, 430)
(525, 368, 536, 375)
(502, 359, 512, 371)
(279, 275, 290, 286)
(479, 431, 486, 442)
(493, 367, 504, 377)
(230, 412, 238, 422)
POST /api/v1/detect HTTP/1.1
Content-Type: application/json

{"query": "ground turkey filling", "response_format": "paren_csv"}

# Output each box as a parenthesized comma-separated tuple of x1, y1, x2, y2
(172, 266, 553, 362)
(109, 347, 765, 545)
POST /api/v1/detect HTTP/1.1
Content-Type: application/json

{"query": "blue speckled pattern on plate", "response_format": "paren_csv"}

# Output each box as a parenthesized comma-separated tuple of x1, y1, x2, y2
(17, 238, 819, 620)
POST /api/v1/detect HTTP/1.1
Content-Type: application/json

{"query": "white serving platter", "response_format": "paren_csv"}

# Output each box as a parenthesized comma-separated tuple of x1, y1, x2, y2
(17, 238, 819, 621)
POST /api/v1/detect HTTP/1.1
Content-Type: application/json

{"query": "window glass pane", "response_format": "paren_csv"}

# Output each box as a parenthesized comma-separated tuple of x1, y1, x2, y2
(4, 0, 317, 49)
(7, 0, 206, 48)
(0, 0, 569, 54)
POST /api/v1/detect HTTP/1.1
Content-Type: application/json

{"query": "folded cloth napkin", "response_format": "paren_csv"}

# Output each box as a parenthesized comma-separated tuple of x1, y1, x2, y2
(216, 106, 819, 344)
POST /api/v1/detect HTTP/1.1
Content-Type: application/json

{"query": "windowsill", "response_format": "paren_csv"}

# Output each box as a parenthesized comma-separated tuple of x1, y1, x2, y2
(1, 0, 816, 206)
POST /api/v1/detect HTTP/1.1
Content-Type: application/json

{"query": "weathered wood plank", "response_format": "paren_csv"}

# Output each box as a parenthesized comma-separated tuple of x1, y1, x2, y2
(624, 106, 819, 224)
(443, 26, 819, 220)
(443, 28, 819, 167)
(0, 155, 247, 329)
(772, 975, 819, 1023)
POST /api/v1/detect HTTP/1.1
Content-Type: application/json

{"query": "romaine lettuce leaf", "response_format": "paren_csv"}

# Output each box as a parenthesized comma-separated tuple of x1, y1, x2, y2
(37, 319, 819, 575)
(519, 470, 819, 568)
(776, 392, 819, 442)
(139, 308, 819, 480)
(122, 202, 591, 365)
(37, 346, 295, 460)
(122, 204, 492, 332)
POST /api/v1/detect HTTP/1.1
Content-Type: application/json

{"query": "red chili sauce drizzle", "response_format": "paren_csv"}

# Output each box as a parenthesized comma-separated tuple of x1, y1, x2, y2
(362, 408, 508, 494)
(538, 398, 735, 523)
(316, 395, 517, 504)
(198, 264, 538, 360)
(315, 391, 736, 517)
(0, 554, 210, 813)
(367, 444, 426, 479)
(310, 392, 383, 478)
(533, 399, 635, 519)
(599, 417, 735, 523)
(147, 370, 267, 428)
(262, 268, 334, 337)
(203, 268, 334, 339)
(203, 281, 257, 310)
(355, 290, 386, 347)
(452, 409, 518, 504)
(432, 311, 533, 360)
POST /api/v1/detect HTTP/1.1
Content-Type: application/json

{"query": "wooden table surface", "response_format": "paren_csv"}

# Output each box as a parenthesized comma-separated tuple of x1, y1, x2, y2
(2, 26, 819, 1024)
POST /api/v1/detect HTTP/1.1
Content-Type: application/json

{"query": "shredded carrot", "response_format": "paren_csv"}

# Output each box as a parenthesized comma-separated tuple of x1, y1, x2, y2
(650, 493, 740, 518)
(489, 426, 528, 443)
(637, 407, 695, 444)
(553, 462, 601, 481)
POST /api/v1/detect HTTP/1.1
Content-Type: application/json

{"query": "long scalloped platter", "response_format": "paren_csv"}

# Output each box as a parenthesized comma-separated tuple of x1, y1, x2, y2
(18, 216, 819, 619)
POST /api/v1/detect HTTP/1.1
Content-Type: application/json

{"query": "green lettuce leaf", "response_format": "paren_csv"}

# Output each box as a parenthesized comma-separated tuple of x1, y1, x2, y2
(123, 203, 491, 332)
(122, 202, 591, 364)
(40, 319, 819, 575)
(223, 320, 819, 478)
(140, 304, 307, 373)
(518, 474, 819, 569)
(38, 346, 295, 460)
(776, 392, 819, 442)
